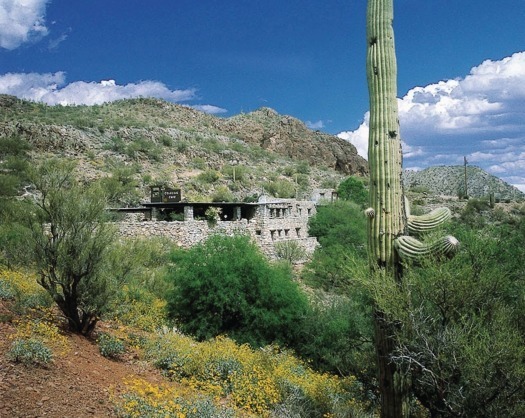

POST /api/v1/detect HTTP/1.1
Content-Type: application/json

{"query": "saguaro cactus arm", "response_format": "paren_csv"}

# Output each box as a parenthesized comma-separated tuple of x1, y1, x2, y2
(407, 207, 452, 236)
(394, 235, 459, 263)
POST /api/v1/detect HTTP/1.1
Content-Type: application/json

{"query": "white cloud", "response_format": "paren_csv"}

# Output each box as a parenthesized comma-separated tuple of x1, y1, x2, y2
(305, 120, 325, 129)
(0, 71, 201, 105)
(337, 51, 525, 191)
(190, 104, 227, 115)
(47, 31, 69, 50)
(0, 0, 49, 49)
(337, 114, 369, 159)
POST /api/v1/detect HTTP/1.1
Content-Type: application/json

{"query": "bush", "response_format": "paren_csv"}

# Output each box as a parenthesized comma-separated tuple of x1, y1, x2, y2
(303, 244, 368, 292)
(98, 333, 126, 359)
(166, 234, 310, 347)
(274, 240, 307, 264)
(264, 179, 296, 198)
(308, 200, 367, 254)
(337, 176, 368, 207)
(0, 269, 52, 312)
(142, 333, 367, 417)
(197, 170, 220, 184)
(211, 185, 234, 202)
(108, 286, 168, 332)
(294, 297, 375, 382)
(7, 338, 53, 366)
(115, 377, 237, 418)
(26, 159, 116, 335)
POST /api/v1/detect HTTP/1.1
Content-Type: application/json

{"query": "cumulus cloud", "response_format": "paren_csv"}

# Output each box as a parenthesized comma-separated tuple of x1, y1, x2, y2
(0, 72, 231, 115)
(306, 120, 325, 129)
(0, 0, 49, 49)
(190, 104, 227, 115)
(337, 116, 369, 159)
(338, 52, 525, 191)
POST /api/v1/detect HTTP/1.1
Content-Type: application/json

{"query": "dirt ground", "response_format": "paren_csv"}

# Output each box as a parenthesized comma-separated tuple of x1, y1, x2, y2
(0, 303, 170, 418)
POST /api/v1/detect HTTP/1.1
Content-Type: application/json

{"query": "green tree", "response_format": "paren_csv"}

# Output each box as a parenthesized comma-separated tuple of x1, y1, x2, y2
(0, 136, 33, 268)
(308, 200, 367, 254)
(0, 135, 31, 197)
(368, 222, 525, 417)
(337, 176, 368, 207)
(166, 234, 310, 347)
(27, 159, 116, 335)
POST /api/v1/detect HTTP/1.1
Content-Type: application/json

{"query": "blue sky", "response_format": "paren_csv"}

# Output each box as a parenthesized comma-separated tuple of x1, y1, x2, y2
(1, 0, 524, 191)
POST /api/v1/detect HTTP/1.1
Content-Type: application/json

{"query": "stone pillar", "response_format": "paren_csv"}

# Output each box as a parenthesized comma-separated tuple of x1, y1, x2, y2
(184, 205, 194, 221)
(234, 206, 242, 221)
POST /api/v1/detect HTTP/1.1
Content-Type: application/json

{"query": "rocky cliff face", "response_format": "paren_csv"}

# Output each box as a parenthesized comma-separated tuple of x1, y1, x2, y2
(0, 95, 368, 177)
(222, 108, 368, 176)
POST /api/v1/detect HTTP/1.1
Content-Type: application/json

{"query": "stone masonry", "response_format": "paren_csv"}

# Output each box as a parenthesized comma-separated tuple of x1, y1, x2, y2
(116, 190, 337, 262)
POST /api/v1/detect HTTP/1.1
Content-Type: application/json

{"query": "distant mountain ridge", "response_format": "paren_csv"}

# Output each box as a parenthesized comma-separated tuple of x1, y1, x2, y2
(404, 166, 524, 200)
(0, 95, 368, 204)
(0, 95, 368, 177)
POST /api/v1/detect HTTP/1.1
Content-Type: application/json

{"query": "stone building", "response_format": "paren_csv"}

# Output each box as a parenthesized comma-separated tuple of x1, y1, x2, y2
(116, 189, 337, 261)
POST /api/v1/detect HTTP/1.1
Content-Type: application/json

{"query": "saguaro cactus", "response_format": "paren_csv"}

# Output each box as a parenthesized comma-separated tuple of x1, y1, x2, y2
(366, 0, 459, 272)
(365, 0, 458, 416)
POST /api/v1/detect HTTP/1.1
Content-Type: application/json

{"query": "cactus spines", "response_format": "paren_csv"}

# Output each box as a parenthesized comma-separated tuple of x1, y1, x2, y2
(407, 207, 452, 236)
(366, 0, 405, 271)
(394, 235, 460, 263)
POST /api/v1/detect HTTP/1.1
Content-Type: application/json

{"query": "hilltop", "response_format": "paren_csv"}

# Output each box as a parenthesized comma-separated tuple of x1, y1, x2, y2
(0, 95, 367, 205)
(404, 166, 524, 200)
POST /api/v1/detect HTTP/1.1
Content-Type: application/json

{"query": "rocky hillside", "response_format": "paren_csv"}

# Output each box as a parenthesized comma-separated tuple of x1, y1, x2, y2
(404, 166, 524, 200)
(0, 95, 368, 204)
(0, 95, 367, 174)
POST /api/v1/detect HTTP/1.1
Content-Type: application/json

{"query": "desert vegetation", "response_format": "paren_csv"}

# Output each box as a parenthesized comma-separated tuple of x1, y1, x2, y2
(1, 64, 524, 418)
(2, 147, 524, 417)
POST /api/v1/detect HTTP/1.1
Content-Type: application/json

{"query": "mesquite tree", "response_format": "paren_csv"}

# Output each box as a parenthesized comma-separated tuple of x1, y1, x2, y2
(365, 0, 458, 416)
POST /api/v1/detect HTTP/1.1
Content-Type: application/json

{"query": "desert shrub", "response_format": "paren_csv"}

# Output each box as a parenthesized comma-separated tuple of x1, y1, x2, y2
(303, 245, 368, 292)
(176, 139, 191, 153)
(108, 286, 168, 332)
(104, 136, 126, 153)
(166, 234, 310, 347)
(104, 237, 173, 299)
(221, 164, 249, 185)
(337, 176, 368, 207)
(191, 157, 207, 170)
(274, 240, 307, 264)
(98, 333, 126, 359)
(114, 377, 237, 418)
(197, 169, 220, 184)
(320, 177, 339, 189)
(159, 134, 173, 147)
(294, 297, 375, 384)
(295, 161, 311, 175)
(26, 159, 117, 335)
(211, 185, 234, 202)
(204, 206, 222, 227)
(0, 135, 31, 198)
(7, 338, 53, 366)
(308, 200, 367, 254)
(11, 310, 69, 357)
(0, 269, 52, 312)
(96, 163, 141, 207)
(142, 332, 367, 417)
(460, 197, 491, 228)
(264, 179, 296, 198)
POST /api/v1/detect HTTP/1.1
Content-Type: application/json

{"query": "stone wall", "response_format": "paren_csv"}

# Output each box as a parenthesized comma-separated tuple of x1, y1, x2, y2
(116, 198, 321, 261)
